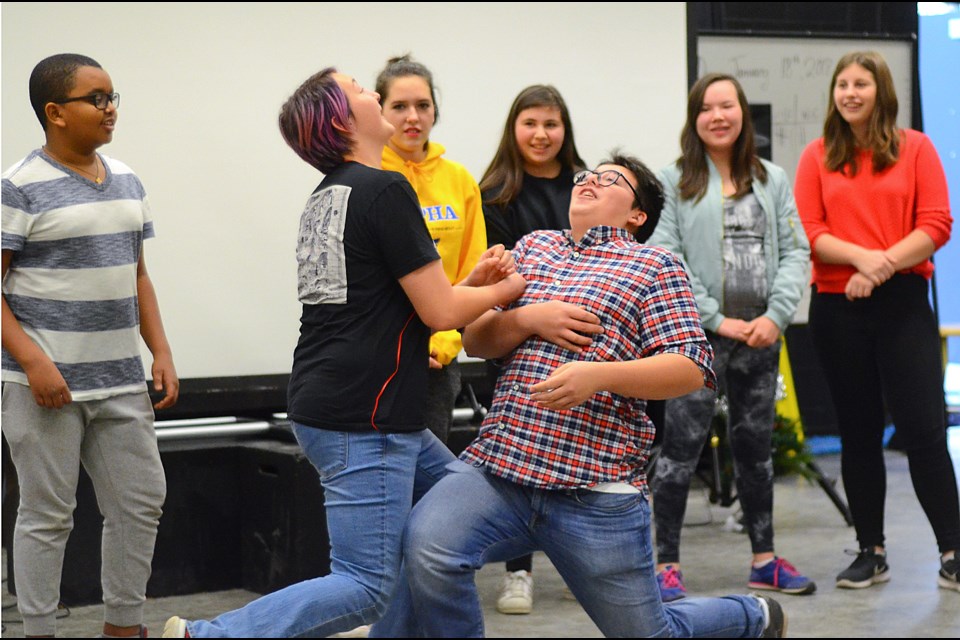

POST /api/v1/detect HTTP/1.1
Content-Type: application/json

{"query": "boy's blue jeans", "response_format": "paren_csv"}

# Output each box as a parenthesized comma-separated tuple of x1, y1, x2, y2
(187, 424, 455, 638)
(372, 460, 767, 638)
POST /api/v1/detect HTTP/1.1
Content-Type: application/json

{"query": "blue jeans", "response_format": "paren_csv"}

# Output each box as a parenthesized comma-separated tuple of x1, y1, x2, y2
(372, 461, 767, 638)
(187, 424, 456, 638)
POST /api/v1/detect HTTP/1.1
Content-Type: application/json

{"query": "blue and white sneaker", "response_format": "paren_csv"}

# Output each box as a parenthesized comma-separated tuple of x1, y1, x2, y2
(749, 556, 816, 595)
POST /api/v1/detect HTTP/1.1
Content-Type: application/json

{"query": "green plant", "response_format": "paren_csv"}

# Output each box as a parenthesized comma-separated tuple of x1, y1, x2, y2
(770, 413, 817, 481)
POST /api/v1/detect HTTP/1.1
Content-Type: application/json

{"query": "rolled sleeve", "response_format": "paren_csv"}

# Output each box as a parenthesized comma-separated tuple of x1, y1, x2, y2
(638, 253, 716, 391)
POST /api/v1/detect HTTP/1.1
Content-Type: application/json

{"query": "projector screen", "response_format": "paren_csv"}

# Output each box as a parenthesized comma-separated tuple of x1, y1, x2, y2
(2, 2, 688, 381)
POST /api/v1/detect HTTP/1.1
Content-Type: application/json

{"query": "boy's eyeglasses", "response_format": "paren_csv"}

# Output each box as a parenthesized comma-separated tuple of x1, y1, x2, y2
(573, 169, 641, 203)
(55, 92, 120, 111)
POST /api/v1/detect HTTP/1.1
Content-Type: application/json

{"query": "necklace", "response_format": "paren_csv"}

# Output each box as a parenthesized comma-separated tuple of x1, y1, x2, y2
(43, 147, 102, 184)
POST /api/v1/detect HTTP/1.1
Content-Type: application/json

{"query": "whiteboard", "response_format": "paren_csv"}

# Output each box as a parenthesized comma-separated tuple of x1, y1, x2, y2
(2, 3, 688, 381)
(696, 34, 914, 184)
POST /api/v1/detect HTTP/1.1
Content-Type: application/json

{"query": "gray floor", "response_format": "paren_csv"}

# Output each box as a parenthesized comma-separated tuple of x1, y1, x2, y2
(3, 427, 959, 638)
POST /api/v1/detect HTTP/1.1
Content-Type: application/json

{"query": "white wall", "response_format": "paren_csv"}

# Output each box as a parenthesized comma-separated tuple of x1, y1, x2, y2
(1, 2, 688, 379)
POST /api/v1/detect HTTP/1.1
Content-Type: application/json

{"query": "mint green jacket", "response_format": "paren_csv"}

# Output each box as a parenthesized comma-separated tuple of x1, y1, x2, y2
(649, 158, 810, 333)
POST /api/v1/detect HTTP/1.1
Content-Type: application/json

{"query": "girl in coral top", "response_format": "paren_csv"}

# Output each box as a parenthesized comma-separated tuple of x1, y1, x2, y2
(794, 50, 959, 593)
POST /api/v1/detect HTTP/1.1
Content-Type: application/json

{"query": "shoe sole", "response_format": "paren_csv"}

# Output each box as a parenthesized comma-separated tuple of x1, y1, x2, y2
(836, 570, 891, 589)
(748, 581, 817, 595)
(496, 595, 533, 615)
(496, 604, 533, 615)
(777, 614, 789, 638)
(660, 591, 687, 602)
(770, 612, 789, 638)
(938, 576, 960, 592)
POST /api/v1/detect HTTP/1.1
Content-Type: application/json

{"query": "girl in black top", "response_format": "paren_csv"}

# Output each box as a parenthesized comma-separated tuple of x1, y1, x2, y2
(477, 83, 587, 615)
(480, 84, 586, 250)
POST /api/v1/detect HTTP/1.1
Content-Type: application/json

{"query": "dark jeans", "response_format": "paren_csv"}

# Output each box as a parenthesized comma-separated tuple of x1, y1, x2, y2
(809, 274, 960, 553)
(652, 333, 780, 563)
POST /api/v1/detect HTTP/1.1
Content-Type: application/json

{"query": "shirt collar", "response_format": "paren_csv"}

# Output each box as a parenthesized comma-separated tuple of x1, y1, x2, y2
(564, 226, 634, 248)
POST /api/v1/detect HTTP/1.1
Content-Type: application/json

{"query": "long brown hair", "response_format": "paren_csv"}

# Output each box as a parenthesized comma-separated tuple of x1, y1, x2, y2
(676, 73, 766, 202)
(479, 84, 585, 206)
(823, 51, 900, 175)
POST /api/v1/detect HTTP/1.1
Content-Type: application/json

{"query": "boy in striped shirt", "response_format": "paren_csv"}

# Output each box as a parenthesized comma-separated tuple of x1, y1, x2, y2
(2, 53, 178, 638)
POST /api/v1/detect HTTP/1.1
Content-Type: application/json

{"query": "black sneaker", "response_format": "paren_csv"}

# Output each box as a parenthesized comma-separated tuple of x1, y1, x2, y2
(753, 593, 787, 638)
(938, 555, 960, 593)
(836, 548, 890, 589)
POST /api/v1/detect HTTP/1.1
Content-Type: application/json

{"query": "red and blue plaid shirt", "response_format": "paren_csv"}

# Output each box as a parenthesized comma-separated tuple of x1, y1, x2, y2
(461, 226, 716, 494)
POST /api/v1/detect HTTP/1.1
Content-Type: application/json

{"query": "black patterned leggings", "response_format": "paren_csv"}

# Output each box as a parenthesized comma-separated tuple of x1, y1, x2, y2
(652, 333, 780, 563)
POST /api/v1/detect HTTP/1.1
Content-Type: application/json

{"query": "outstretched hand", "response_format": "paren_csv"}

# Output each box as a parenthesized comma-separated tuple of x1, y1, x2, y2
(460, 244, 516, 287)
(498, 272, 527, 305)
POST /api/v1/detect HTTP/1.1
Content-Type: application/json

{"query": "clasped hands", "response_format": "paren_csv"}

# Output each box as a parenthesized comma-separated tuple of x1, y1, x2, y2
(846, 249, 897, 301)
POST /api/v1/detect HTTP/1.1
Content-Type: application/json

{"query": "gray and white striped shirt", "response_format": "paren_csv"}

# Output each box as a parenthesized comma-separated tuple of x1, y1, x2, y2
(2, 149, 154, 400)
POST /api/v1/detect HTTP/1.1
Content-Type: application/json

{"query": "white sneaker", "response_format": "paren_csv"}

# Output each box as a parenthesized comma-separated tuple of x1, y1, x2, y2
(161, 617, 187, 638)
(496, 570, 533, 614)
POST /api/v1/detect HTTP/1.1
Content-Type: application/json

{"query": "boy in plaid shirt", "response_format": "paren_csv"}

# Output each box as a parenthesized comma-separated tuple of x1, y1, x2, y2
(371, 152, 787, 638)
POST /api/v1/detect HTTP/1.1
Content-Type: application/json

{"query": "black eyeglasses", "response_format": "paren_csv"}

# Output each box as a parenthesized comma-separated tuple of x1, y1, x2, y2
(55, 92, 120, 111)
(573, 169, 641, 203)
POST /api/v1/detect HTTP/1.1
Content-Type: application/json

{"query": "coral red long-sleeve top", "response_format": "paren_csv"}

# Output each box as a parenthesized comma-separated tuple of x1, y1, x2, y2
(794, 129, 952, 293)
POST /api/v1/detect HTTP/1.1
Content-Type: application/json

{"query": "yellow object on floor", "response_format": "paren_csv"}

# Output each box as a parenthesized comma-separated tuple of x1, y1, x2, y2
(776, 335, 802, 427)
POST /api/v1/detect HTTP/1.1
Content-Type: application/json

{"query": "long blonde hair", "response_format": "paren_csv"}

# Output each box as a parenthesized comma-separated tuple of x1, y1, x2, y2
(823, 51, 900, 175)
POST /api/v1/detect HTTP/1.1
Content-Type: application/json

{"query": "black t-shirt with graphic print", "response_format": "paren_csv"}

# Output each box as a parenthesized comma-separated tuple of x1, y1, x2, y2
(287, 161, 440, 433)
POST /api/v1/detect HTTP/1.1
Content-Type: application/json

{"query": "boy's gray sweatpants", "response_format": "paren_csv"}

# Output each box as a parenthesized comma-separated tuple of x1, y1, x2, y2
(2, 383, 165, 636)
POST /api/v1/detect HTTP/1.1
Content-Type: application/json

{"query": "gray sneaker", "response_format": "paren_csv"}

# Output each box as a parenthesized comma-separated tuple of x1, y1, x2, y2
(939, 556, 960, 593)
(836, 549, 890, 589)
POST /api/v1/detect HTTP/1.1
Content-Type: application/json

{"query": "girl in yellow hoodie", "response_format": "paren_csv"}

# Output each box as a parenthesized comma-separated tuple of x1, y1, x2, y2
(376, 54, 487, 445)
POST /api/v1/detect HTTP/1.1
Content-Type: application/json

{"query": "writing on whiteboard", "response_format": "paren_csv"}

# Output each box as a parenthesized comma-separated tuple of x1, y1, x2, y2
(697, 35, 913, 185)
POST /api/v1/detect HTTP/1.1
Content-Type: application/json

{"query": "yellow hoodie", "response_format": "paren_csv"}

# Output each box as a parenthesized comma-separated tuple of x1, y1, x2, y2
(382, 142, 487, 365)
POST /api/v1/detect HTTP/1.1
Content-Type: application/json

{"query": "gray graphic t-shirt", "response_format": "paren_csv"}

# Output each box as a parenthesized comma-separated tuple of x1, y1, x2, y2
(722, 192, 767, 321)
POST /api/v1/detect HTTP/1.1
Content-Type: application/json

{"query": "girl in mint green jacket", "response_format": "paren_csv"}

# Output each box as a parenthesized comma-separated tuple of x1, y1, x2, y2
(648, 73, 813, 601)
